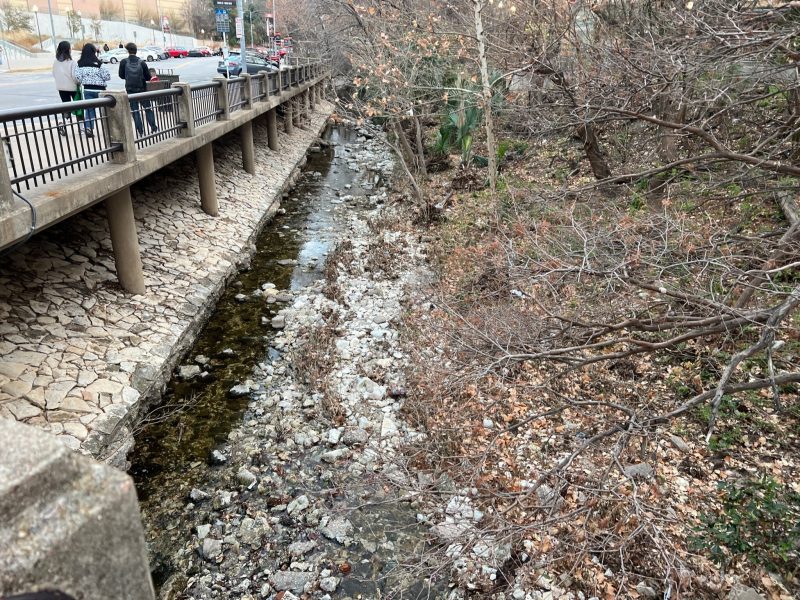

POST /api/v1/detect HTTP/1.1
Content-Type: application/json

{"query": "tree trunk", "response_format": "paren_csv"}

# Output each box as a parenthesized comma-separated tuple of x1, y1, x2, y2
(413, 115, 428, 178)
(577, 123, 612, 179)
(393, 121, 418, 173)
(472, 0, 498, 193)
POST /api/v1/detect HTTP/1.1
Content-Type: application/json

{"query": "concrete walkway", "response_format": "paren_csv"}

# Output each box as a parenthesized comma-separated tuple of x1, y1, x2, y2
(1, 55, 52, 73)
(0, 102, 332, 465)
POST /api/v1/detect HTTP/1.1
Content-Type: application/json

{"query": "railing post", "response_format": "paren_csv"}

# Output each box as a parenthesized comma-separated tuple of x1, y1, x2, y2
(0, 138, 13, 212)
(241, 73, 253, 110)
(173, 82, 195, 138)
(104, 91, 137, 164)
(214, 76, 230, 121)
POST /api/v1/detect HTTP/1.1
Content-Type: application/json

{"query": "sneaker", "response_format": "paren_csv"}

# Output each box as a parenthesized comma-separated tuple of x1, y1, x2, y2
(85, 129, 94, 138)
(57, 122, 66, 136)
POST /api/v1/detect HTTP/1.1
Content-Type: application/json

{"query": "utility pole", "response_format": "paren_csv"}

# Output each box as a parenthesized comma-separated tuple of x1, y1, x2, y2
(45, 0, 55, 46)
(271, 0, 276, 53)
(236, 0, 245, 69)
(248, 5, 253, 47)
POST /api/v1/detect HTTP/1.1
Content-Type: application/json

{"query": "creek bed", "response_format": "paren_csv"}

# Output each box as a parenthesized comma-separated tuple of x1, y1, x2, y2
(129, 124, 440, 599)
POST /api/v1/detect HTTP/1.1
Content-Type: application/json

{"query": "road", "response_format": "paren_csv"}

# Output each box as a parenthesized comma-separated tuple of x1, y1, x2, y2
(0, 57, 222, 111)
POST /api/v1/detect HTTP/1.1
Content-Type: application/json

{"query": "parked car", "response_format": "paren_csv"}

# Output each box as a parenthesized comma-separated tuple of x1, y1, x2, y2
(143, 46, 168, 60)
(165, 47, 189, 58)
(140, 47, 161, 62)
(216, 52, 279, 77)
(98, 48, 128, 64)
(188, 46, 212, 57)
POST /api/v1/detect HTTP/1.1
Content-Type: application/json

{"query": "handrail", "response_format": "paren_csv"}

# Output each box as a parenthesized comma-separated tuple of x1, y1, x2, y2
(128, 87, 183, 101)
(0, 96, 117, 122)
(190, 81, 222, 91)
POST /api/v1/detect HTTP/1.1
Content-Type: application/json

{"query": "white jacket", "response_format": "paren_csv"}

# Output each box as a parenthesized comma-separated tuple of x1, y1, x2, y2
(52, 58, 77, 92)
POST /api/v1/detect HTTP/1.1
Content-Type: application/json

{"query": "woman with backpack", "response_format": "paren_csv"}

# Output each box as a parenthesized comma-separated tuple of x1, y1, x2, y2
(52, 41, 79, 136)
(75, 43, 110, 139)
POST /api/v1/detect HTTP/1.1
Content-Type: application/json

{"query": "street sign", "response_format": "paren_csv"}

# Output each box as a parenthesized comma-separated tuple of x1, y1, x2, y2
(235, 16, 243, 37)
(213, 0, 234, 7)
(215, 10, 230, 33)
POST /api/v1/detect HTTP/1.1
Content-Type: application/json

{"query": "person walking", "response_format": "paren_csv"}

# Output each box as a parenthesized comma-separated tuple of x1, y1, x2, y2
(103, 43, 110, 52)
(118, 42, 157, 136)
(52, 41, 79, 136)
(75, 43, 110, 139)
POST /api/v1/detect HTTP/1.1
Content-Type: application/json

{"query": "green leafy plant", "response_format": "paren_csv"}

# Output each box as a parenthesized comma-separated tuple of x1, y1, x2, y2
(691, 476, 800, 577)
(434, 70, 507, 166)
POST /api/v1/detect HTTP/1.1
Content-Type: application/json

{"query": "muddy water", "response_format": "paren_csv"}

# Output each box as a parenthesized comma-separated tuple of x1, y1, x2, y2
(129, 125, 436, 597)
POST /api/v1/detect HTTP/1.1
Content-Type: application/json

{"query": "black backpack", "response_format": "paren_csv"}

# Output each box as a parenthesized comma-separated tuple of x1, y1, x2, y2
(124, 57, 145, 92)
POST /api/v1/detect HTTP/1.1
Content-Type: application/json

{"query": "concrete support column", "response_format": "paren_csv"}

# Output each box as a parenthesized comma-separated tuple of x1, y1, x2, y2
(266, 108, 279, 151)
(303, 89, 310, 120)
(239, 120, 256, 175)
(0, 138, 13, 212)
(104, 90, 137, 164)
(292, 97, 301, 129)
(214, 76, 231, 120)
(309, 84, 316, 111)
(105, 187, 145, 295)
(284, 100, 294, 135)
(196, 142, 218, 216)
(173, 82, 196, 137)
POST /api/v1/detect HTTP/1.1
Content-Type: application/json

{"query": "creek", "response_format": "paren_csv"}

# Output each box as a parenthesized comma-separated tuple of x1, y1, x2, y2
(129, 124, 440, 599)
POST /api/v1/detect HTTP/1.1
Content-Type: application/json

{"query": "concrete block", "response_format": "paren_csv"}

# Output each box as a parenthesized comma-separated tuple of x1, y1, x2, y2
(0, 419, 154, 600)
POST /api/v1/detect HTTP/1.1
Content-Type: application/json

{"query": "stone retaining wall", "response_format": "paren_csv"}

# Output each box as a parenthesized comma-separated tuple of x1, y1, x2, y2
(0, 103, 333, 467)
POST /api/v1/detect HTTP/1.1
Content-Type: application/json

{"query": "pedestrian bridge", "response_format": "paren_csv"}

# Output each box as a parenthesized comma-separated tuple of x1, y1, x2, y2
(0, 61, 328, 294)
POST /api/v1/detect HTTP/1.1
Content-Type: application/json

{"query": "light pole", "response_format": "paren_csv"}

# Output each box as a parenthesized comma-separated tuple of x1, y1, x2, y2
(200, 28, 205, 46)
(248, 4, 253, 47)
(271, 0, 276, 53)
(151, 19, 155, 44)
(32, 5, 43, 49)
(45, 0, 55, 48)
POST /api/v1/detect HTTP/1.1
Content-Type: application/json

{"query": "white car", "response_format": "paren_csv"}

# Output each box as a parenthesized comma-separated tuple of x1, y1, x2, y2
(98, 48, 128, 64)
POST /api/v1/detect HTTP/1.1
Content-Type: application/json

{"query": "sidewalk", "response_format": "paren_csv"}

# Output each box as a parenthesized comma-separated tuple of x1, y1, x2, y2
(1, 55, 53, 73)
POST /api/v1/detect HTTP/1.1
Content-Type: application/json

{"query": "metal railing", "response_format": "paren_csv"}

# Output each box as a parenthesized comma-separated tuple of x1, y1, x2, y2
(251, 73, 266, 101)
(0, 63, 325, 199)
(190, 82, 222, 127)
(267, 72, 279, 95)
(0, 97, 121, 193)
(128, 88, 186, 149)
(227, 77, 247, 112)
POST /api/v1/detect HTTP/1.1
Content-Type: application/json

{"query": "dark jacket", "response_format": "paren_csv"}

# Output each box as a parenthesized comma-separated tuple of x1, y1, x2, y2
(118, 55, 152, 93)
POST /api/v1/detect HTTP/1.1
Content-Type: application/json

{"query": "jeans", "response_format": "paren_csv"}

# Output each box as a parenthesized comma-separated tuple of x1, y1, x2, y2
(83, 90, 99, 131)
(129, 98, 157, 135)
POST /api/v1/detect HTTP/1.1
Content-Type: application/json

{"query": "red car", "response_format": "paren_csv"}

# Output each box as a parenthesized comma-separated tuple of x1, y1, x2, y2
(165, 47, 189, 58)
